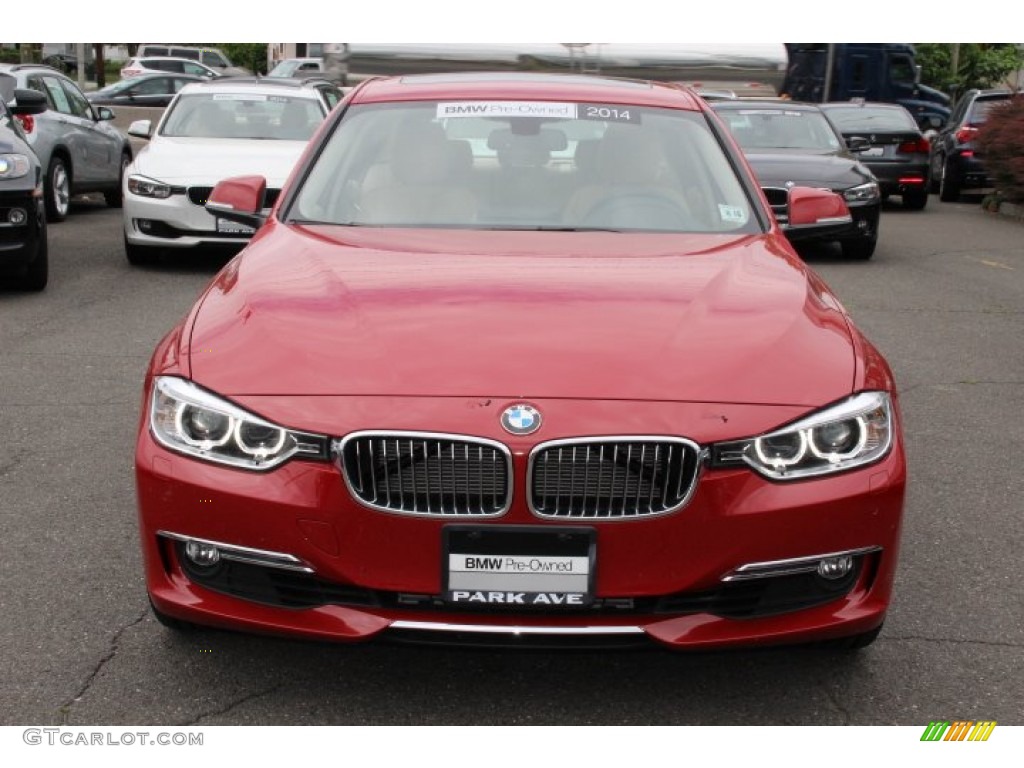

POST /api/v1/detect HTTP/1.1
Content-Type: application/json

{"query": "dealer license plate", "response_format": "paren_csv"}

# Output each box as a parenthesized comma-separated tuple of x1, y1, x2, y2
(216, 218, 256, 235)
(443, 526, 595, 608)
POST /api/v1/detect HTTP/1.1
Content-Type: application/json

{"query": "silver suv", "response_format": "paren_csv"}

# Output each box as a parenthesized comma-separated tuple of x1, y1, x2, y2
(0, 63, 133, 221)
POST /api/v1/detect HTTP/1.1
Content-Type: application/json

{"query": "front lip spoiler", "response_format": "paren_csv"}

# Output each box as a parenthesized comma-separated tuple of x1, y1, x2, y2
(389, 620, 644, 636)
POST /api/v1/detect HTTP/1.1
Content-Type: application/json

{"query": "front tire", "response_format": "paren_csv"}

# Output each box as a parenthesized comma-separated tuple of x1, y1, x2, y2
(149, 598, 196, 633)
(17, 220, 49, 291)
(902, 188, 929, 210)
(105, 152, 131, 208)
(939, 158, 961, 202)
(124, 235, 161, 266)
(45, 156, 71, 222)
(840, 236, 877, 260)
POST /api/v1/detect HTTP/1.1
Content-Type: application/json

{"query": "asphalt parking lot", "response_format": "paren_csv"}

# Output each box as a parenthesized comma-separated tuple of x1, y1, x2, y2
(0, 196, 1021, 725)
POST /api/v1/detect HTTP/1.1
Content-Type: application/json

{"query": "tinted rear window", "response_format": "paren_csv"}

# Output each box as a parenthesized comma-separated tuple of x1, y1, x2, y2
(823, 106, 916, 132)
(968, 97, 1011, 124)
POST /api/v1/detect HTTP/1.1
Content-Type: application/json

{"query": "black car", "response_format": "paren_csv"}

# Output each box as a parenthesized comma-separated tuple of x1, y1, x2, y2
(820, 101, 931, 210)
(712, 100, 881, 259)
(930, 89, 1015, 202)
(87, 73, 206, 108)
(0, 75, 48, 291)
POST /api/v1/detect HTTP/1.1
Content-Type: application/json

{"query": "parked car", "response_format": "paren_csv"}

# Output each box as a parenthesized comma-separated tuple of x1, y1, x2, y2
(137, 73, 906, 651)
(0, 63, 132, 222)
(87, 73, 206, 108)
(819, 101, 931, 210)
(268, 58, 324, 78)
(41, 53, 93, 78)
(0, 77, 48, 290)
(137, 45, 248, 75)
(122, 77, 340, 264)
(120, 57, 221, 81)
(929, 88, 1015, 202)
(712, 100, 881, 259)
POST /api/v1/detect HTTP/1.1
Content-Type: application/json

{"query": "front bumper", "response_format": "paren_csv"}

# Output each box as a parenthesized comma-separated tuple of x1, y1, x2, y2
(137, 395, 906, 650)
(123, 186, 255, 250)
(0, 190, 44, 271)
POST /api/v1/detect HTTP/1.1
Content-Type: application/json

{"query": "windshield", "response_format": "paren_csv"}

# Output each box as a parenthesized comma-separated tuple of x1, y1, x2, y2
(717, 109, 843, 151)
(269, 61, 301, 77)
(287, 101, 758, 233)
(160, 93, 323, 140)
(822, 106, 916, 132)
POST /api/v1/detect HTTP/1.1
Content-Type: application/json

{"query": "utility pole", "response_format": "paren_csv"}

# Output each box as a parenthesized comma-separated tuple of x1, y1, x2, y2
(76, 43, 85, 89)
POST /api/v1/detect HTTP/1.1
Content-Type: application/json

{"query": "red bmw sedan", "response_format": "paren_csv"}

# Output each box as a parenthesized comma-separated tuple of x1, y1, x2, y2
(136, 74, 905, 650)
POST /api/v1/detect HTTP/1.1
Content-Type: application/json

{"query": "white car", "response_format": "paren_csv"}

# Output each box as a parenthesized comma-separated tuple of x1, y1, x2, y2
(122, 78, 341, 264)
(120, 57, 222, 81)
(268, 58, 324, 77)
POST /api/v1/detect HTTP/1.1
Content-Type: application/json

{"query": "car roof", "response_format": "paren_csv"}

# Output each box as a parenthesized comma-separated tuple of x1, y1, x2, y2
(711, 99, 823, 113)
(349, 72, 703, 110)
(0, 63, 66, 76)
(136, 56, 213, 64)
(176, 78, 325, 97)
(819, 101, 905, 110)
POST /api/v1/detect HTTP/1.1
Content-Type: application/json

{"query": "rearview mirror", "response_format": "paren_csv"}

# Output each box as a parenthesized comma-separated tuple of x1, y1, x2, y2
(96, 106, 115, 122)
(784, 187, 852, 241)
(206, 175, 268, 231)
(128, 119, 152, 138)
(11, 88, 48, 116)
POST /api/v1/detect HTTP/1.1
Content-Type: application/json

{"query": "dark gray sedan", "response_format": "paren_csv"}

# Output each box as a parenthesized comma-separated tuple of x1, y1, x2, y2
(712, 100, 881, 260)
(87, 73, 206, 108)
(820, 102, 931, 210)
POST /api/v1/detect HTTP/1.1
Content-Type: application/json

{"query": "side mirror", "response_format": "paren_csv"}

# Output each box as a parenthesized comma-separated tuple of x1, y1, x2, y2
(127, 119, 152, 139)
(845, 136, 872, 153)
(784, 187, 852, 241)
(206, 175, 268, 233)
(11, 88, 48, 116)
(96, 106, 115, 122)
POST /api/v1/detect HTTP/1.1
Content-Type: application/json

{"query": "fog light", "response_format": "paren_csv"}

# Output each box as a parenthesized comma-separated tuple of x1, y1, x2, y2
(8, 207, 27, 225)
(137, 219, 153, 231)
(185, 540, 220, 566)
(817, 555, 854, 580)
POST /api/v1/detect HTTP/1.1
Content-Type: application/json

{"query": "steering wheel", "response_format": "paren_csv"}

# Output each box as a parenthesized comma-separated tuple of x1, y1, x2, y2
(581, 192, 690, 230)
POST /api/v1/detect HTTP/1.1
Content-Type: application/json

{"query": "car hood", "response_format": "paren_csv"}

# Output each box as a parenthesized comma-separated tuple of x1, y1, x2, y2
(188, 225, 856, 406)
(133, 137, 308, 184)
(742, 150, 875, 190)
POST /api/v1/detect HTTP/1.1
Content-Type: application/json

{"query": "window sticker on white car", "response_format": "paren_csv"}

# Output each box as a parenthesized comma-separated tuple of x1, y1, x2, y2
(437, 101, 578, 119)
(718, 204, 748, 223)
(213, 94, 268, 102)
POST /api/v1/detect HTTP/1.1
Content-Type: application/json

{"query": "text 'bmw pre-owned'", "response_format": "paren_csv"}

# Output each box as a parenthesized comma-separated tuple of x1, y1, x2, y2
(136, 73, 906, 650)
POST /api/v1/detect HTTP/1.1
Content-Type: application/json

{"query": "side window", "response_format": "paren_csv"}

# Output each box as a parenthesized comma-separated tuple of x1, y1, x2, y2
(299, 62, 319, 71)
(201, 52, 227, 68)
(182, 62, 208, 77)
(171, 48, 200, 61)
(26, 76, 55, 109)
(41, 76, 72, 114)
(319, 86, 341, 110)
(889, 55, 915, 86)
(144, 46, 169, 57)
(135, 77, 171, 96)
(61, 79, 94, 119)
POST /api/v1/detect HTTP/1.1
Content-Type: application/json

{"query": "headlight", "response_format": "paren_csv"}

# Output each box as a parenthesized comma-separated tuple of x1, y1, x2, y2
(149, 376, 328, 470)
(711, 392, 893, 480)
(0, 153, 31, 180)
(843, 182, 880, 204)
(127, 174, 172, 199)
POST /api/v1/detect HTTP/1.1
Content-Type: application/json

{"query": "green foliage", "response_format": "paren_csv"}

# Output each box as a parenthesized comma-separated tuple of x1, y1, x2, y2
(915, 44, 1023, 95)
(976, 96, 1024, 204)
(217, 43, 268, 74)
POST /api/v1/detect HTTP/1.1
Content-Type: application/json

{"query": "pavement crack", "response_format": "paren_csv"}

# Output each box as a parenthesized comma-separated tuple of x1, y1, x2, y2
(0, 455, 24, 479)
(58, 608, 148, 724)
(180, 684, 283, 726)
(883, 635, 1024, 649)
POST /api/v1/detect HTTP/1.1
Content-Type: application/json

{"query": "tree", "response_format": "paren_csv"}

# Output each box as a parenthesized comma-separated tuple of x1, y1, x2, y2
(915, 44, 1024, 97)
(218, 44, 268, 75)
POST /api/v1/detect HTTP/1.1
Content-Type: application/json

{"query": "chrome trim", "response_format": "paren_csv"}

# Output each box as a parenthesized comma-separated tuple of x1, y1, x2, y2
(527, 435, 706, 521)
(333, 430, 514, 518)
(389, 620, 644, 636)
(721, 546, 881, 582)
(204, 200, 234, 212)
(157, 530, 315, 574)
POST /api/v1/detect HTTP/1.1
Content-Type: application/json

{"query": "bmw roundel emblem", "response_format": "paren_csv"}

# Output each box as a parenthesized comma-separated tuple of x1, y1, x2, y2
(501, 404, 542, 435)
